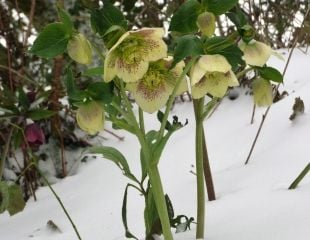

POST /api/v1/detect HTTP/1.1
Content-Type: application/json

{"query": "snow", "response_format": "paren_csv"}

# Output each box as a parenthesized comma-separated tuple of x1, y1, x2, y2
(1, 49, 310, 240)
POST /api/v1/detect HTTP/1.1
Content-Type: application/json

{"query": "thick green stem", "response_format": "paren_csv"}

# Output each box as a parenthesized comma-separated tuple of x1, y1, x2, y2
(193, 98, 206, 239)
(148, 166, 174, 240)
(119, 82, 173, 240)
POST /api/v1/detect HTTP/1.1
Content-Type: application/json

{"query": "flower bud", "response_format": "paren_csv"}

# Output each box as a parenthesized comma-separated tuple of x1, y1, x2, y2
(67, 33, 92, 65)
(252, 78, 273, 107)
(240, 25, 255, 43)
(76, 101, 104, 135)
(196, 12, 216, 37)
(24, 123, 45, 151)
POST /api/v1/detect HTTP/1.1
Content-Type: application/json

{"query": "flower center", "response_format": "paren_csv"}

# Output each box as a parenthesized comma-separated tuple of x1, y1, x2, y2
(142, 70, 163, 90)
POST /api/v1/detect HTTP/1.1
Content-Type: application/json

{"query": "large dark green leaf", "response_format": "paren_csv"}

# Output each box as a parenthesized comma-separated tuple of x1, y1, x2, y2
(204, 0, 239, 15)
(90, 1, 127, 36)
(0, 182, 25, 216)
(169, 0, 203, 33)
(28, 109, 56, 120)
(29, 23, 70, 58)
(86, 82, 114, 104)
(172, 35, 204, 67)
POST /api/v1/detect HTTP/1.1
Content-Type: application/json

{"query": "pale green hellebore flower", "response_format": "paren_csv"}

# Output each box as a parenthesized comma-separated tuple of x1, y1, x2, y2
(196, 12, 216, 37)
(252, 78, 273, 107)
(104, 28, 168, 83)
(239, 40, 283, 67)
(76, 101, 104, 135)
(190, 54, 239, 99)
(67, 33, 92, 65)
(126, 58, 187, 113)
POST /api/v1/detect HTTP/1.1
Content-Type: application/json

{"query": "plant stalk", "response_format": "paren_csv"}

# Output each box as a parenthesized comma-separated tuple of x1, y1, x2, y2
(193, 98, 206, 238)
(119, 82, 173, 240)
(288, 163, 310, 190)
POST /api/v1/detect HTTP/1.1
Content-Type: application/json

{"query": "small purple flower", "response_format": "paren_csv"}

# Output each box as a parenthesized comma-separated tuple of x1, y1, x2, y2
(25, 123, 45, 146)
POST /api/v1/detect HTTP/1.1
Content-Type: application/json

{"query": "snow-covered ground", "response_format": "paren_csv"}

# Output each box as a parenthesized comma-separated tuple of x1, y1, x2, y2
(0, 49, 309, 240)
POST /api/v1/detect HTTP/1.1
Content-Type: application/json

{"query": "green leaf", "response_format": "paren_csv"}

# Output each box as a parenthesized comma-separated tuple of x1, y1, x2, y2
(169, 0, 203, 33)
(86, 82, 114, 104)
(29, 23, 70, 58)
(6, 184, 26, 216)
(257, 66, 283, 83)
(0, 182, 25, 216)
(65, 67, 88, 102)
(205, 37, 244, 70)
(18, 87, 30, 110)
(90, 1, 127, 36)
(122, 184, 139, 239)
(226, 9, 248, 29)
(204, 0, 239, 16)
(172, 35, 204, 67)
(0, 182, 9, 214)
(28, 109, 56, 120)
(57, 7, 74, 35)
(88, 146, 138, 182)
(82, 67, 104, 77)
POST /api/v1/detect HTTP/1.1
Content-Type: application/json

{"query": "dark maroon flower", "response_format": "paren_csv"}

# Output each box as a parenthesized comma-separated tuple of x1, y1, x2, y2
(26, 91, 36, 103)
(25, 123, 45, 146)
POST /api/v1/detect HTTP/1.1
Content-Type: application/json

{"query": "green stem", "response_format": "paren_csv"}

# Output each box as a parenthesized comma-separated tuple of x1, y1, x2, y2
(148, 166, 174, 240)
(193, 98, 205, 239)
(139, 107, 145, 135)
(0, 127, 13, 179)
(158, 57, 197, 140)
(118, 82, 173, 240)
(236, 67, 253, 79)
(288, 163, 310, 190)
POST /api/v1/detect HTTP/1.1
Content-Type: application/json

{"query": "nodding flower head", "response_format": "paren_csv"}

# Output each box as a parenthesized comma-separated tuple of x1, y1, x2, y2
(67, 33, 93, 65)
(126, 58, 187, 113)
(25, 123, 45, 147)
(239, 40, 281, 67)
(196, 12, 216, 37)
(190, 54, 239, 99)
(76, 101, 104, 135)
(104, 28, 168, 83)
(252, 78, 273, 107)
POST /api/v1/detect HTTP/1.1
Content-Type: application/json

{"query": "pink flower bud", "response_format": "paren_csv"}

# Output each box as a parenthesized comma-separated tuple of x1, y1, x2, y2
(25, 123, 45, 146)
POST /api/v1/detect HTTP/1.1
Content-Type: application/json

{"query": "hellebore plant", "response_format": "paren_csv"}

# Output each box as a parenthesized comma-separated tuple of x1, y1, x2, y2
(28, 2, 284, 240)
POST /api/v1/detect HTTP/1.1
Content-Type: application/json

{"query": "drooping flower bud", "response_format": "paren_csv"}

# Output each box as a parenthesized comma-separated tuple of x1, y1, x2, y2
(25, 123, 45, 146)
(76, 101, 104, 135)
(239, 40, 272, 67)
(252, 78, 273, 107)
(196, 12, 216, 37)
(67, 33, 92, 65)
(240, 25, 255, 43)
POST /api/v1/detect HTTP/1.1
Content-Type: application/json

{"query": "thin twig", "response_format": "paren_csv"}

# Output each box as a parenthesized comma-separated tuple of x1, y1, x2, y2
(35, 165, 83, 240)
(250, 104, 256, 124)
(104, 129, 125, 141)
(245, 8, 310, 165)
